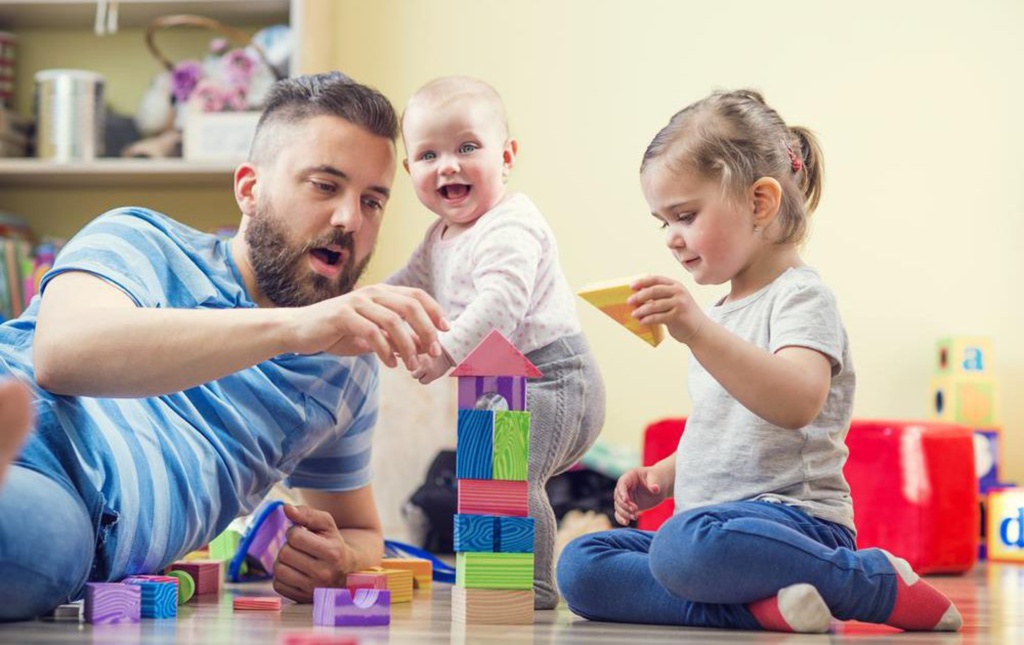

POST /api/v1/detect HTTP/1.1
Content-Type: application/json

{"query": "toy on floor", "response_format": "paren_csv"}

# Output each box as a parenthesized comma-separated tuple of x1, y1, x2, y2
(577, 277, 665, 347)
(84, 582, 141, 625)
(313, 588, 391, 626)
(450, 330, 537, 624)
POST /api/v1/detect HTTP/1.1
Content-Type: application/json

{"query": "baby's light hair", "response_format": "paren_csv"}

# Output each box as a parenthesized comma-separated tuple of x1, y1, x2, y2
(402, 75, 510, 140)
(641, 90, 824, 245)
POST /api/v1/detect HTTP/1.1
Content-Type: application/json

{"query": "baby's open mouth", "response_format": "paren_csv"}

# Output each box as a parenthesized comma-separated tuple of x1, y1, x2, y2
(439, 184, 470, 200)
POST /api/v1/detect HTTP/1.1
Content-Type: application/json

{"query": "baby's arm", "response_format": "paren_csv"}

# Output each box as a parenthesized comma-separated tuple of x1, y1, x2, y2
(630, 275, 831, 430)
(438, 221, 541, 364)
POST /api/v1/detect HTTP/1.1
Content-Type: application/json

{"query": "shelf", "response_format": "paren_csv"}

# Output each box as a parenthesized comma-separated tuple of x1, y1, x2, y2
(0, 0, 290, 30)
(0, 158, 238, 187)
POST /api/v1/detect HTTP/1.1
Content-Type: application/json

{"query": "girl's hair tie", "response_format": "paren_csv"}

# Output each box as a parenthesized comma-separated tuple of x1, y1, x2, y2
(786, 143, 803, 173)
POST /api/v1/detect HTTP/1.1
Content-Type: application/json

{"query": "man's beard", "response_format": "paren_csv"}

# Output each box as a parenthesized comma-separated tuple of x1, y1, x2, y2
(245, 206, 371, 308)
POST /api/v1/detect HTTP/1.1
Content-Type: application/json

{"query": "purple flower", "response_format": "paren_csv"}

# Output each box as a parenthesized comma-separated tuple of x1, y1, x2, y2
(170, 60, 203, 104)
(223, 84, 248, 111)
(221, 48, 257, 88)
(209, 37, 230, 55)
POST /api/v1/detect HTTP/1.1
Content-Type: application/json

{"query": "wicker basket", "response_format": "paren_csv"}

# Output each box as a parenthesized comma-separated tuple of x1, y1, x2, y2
(145, 14, 284, 81)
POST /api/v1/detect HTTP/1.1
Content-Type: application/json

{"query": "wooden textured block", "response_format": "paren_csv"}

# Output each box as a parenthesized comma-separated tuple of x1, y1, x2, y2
(233, 596, 282, 611)
(577, 279, 665, 347)
(498, 516, 535, 553)
(313, 588, 390, 626)
(936, 337, 993, 376)
(457, 409, 494, 480)
(381, 557, 433, 588)
(455, 514, 535, 553)
(931, 376, 997, 426)
(455, 514, 496, 552)
(166, 560, 222, 596)
(452, 586, 534, 624)
(493, 411, 529, 481)
(123, 579, 177, 619)
(84, 583, 141, 624)
(986, 488, 1024, 563)
(456, 552, 534, 590)
(458, 375, 526, 411)
(458, 479, 529, 517)
(451, 329, 543, 378)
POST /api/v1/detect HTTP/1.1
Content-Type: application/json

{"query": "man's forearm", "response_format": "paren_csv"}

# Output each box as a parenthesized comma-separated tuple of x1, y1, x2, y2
(35, 305, 294, 397)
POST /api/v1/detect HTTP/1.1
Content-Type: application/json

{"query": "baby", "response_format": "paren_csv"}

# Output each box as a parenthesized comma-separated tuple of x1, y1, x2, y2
(388, 76, 606, 609)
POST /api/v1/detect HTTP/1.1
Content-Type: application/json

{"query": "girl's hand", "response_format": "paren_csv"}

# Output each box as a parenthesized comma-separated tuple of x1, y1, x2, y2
(628, 275, 707, 346)
(613, 466, 667, 526)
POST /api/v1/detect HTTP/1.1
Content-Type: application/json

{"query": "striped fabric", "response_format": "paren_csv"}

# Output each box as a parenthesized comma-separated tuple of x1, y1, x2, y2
(2, 208, 380, 583)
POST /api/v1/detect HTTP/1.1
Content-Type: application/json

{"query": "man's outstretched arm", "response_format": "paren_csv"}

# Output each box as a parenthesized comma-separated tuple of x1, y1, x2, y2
(33, 271, 447, 398)
(273, 486, 384, 602)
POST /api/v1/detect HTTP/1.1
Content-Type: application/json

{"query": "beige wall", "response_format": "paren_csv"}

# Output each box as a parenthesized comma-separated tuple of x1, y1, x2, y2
(332, 0, 1024, 482)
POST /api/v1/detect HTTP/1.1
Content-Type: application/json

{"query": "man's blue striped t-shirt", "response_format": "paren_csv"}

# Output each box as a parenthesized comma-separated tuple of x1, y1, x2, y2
(0, 208, 379, 581)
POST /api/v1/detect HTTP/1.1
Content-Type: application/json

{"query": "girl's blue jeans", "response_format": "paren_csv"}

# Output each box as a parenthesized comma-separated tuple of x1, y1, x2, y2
(0, 465, 95, 621)
(557, 500, 899, 629)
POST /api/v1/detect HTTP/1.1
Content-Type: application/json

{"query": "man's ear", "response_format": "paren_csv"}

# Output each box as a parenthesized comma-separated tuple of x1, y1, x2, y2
(234, 163, 258, 216)
(750, 176, 782, 229)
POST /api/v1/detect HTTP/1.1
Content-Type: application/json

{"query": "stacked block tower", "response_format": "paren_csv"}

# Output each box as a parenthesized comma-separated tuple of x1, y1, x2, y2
(451, 330, 538, 625)
(929, 336, 1020, 561)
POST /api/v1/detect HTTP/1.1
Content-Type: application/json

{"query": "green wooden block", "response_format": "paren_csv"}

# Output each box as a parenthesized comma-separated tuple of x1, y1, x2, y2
(456, 552, 534, 590)
(207, 529, 242, 563)
(493, 410, 530, 481)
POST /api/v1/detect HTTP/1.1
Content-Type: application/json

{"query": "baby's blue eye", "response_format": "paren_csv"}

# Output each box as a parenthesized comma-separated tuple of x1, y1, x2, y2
(421, 151, 436, 161)
(458, 143, 478, 154)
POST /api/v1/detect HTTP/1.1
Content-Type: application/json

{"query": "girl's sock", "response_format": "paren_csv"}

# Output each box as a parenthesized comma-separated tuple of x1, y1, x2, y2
(746, 583, 832, 633)
(881, 551, 962, 631)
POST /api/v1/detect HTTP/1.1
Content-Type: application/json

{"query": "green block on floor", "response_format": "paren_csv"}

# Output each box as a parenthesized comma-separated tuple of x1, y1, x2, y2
(207, 528, 242, 562)
(493, 410, 530, 481)
(455, 552, 534, 590)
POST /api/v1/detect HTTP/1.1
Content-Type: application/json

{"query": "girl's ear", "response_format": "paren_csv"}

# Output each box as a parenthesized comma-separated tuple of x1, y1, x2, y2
(750, 177, 782, 229)
(403, 158, 410, 175)
(234, 163, 259, 217)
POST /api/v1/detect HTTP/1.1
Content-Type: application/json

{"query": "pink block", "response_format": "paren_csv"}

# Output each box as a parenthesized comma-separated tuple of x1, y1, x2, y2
(458, 479, 529, 516)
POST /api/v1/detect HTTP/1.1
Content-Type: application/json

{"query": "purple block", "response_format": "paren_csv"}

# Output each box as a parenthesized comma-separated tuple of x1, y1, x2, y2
(458, 376, 526, 411)
(84, 582, 141, 624)
(248, 505, 291, 573)
(313, 587, 390, 626)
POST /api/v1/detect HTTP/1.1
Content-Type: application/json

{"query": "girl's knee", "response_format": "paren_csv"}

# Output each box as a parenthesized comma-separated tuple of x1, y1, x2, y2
(555, 532, 611, 602)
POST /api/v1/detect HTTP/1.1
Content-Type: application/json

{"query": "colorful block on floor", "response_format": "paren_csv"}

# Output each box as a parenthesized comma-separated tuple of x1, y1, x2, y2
(381, 557, 433, 589)
(313, 587, 390, 626)
(84, 582, 141, 624)
(233, 595, 282, 611)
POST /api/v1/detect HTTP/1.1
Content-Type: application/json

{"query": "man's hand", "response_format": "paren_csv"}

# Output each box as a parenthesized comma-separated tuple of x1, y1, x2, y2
(287, 284, 450, 373)
(613, 466, 668, 526)
(273, 504, 357, 603)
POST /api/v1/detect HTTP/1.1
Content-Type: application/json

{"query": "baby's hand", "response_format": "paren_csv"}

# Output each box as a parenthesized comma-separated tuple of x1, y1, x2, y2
(613, 466, 666, 526)
(628, 275, 706, 346)
(410, 349, 455, 384)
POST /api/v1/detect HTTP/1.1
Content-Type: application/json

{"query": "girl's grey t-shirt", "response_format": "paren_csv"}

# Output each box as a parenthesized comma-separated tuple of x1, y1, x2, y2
(673, 266, 856, 532)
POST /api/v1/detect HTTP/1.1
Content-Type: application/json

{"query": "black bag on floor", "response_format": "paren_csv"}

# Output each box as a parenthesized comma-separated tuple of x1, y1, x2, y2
(402, 450, 457, 553)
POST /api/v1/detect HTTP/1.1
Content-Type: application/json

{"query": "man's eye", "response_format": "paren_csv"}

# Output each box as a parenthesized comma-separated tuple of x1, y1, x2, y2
(458, 143, 478, 154)
(363, 198, 384, 212)
(312, 181, 335, 193)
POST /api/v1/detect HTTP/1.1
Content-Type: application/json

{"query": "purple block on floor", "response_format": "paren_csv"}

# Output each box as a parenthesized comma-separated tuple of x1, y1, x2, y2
(84, 582, 141, 624)
(313, 587, 390, 626)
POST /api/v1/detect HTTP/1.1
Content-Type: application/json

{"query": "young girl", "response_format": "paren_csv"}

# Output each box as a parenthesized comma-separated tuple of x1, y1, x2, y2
(387, 76, 606, 610)
(556, 90, 961, 633)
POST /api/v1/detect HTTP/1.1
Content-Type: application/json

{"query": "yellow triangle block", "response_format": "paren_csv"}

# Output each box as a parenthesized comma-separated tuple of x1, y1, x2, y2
(577, 279, 665, 347)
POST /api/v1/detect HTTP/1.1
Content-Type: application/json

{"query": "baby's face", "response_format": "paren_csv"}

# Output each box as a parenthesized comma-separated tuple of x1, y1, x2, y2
(403, 96, 514, 230)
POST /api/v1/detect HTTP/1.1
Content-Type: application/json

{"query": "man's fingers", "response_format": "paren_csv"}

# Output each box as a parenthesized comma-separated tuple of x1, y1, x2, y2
(284, 503, 337, 533)
(272, 566, 312, 603)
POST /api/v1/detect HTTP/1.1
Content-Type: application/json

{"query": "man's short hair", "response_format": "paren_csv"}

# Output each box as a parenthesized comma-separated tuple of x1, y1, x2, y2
(249, 71, 398, 162)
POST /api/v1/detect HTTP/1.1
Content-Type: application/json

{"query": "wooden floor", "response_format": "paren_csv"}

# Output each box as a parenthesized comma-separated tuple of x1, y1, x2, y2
(1, 562, 1021, 644)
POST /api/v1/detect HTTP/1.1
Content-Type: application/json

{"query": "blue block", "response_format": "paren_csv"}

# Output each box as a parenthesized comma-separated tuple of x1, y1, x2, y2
(126, 581, 177, 619)
(498, 517, 535, 553)
(454, 514, 495, 552)
(457, 410, 493, 480)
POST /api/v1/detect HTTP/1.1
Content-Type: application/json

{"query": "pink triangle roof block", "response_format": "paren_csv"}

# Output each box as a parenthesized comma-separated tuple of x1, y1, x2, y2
(451, 330, 542, 378)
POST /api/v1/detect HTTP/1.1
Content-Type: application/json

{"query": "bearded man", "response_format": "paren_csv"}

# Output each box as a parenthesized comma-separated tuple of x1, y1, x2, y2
(0, 72, 447, 621)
